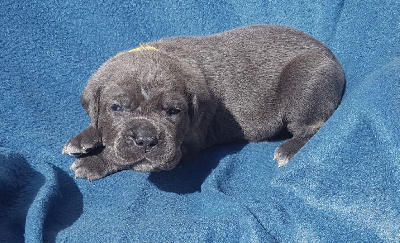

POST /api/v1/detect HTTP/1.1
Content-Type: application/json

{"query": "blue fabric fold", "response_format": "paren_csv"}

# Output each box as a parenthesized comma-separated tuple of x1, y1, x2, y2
(1, 0, 399, 242)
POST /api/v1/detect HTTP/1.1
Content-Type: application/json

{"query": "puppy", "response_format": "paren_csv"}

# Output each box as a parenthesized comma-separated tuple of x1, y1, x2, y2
(63, 25, 345, 181)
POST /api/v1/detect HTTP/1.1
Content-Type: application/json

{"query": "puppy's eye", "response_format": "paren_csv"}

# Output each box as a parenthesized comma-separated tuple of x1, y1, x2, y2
(167, 107, 181, 115)
(111, 104, 122, 111)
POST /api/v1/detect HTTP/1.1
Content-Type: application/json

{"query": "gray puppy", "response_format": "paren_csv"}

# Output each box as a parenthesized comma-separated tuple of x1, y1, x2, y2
(63, 25, 345, 181)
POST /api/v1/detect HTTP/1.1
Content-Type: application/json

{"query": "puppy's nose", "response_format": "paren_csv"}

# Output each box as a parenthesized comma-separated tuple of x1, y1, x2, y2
(134, 130, 158, 151)
(135, 133, 158, 148)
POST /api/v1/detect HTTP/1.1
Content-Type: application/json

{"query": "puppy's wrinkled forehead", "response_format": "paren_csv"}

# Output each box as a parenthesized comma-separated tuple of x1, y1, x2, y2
(102, 51, 187, 101)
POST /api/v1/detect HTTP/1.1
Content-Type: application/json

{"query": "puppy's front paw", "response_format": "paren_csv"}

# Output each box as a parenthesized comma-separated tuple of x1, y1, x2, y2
(63, 139, 89, 156)
(71, 156, 115, 181)
(62, 126, 102, 156)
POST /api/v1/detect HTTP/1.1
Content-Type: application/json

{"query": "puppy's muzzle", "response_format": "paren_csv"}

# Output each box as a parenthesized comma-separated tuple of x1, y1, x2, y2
(129, 123, 159, 153)
(113, 117, 180, 171)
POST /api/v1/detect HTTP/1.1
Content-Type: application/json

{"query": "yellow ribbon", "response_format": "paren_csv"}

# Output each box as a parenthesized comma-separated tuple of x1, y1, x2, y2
(127, 43, 159, 52)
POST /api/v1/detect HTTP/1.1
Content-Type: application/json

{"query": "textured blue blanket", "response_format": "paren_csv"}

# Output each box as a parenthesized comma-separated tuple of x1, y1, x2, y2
(1, 0, 399, 242)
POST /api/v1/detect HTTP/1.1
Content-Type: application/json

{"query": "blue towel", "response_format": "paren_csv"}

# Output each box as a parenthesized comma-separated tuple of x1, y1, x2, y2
(1, 0, 399, 242)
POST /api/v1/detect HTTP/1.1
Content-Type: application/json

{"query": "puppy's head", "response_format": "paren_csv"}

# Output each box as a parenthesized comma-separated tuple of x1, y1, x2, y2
(81, 48, 214, 172)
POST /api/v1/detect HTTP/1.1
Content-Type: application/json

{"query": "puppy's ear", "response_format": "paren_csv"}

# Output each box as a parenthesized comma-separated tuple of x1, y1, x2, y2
(187, 80, 216, 132)
(81, 82, 101, 129)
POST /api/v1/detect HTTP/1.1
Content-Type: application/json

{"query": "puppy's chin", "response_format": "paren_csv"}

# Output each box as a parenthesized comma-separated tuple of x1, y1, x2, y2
(112, 140, 182, 172)
(130, 153, 182, 172)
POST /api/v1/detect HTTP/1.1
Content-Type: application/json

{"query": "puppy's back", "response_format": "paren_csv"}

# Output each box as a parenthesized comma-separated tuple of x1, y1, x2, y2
(151, 25, 337, 99)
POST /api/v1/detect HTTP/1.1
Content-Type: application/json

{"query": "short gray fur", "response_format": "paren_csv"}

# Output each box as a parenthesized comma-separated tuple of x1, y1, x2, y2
(63, 25, 345, 181)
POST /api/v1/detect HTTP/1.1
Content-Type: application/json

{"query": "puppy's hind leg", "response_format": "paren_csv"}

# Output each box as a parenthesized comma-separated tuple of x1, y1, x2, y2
(274, 122, 324, 167)
(273, 53, 345, 167)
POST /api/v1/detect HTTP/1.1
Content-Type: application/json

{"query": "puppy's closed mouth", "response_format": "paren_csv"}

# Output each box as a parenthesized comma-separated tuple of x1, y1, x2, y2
(130, 158, 162, 172)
